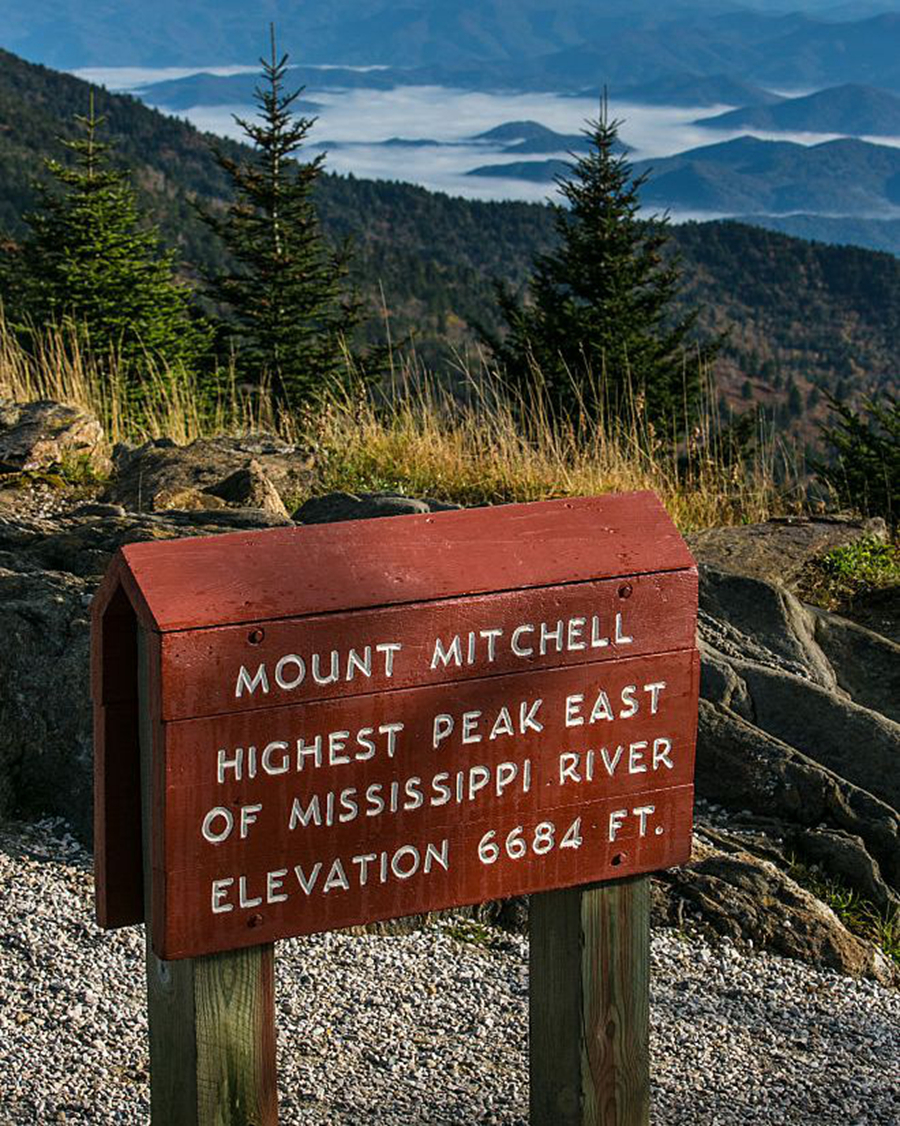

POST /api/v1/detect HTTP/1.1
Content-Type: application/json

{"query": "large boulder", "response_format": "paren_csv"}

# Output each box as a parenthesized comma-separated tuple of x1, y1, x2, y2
(102, 435, 313, 516)
(0, 399, 107, 474)
(686, 513, 888, 590)
(653, 834, 896, 985)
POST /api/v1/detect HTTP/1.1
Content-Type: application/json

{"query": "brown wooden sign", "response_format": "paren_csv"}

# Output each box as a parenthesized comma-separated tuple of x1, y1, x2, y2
(93, 492, 699, 961)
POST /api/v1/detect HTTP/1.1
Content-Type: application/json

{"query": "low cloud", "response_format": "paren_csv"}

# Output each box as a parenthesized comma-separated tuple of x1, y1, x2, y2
(80, 68, 900, 203)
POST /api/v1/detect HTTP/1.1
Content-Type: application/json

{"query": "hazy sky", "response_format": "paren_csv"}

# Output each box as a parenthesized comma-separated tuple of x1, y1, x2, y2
(75, 67, 900, 209)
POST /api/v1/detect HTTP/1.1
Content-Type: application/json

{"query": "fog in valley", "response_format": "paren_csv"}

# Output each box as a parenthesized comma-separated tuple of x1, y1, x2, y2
(74, 66, 900, 217)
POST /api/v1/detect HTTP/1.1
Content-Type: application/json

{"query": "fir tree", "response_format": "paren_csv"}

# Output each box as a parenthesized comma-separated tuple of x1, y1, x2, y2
(813, 392, 899, 526)
(483, 105, 711, 436)
(201, 31, 361, 410)
(6, 96, 208, 398)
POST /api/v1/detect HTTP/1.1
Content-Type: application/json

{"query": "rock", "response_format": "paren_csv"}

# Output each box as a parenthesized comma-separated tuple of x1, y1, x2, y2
(206, 460, 290, 519)
(696, 559, 900, 911)
(0, 506, 288, 580)
(0, 565, 93, 839)
(810, 608, 900, 723)
(0, 503, 287, 834)
(733, 662, 900, 811)
(151, 485, 228, 512)
(653, 837, 896, 986)
(0, 399, 107, 474)
(791, 827, 900, 916)
(699, 566, 838, 690)
(687, 514, 887, 590)
(696, 699, 900, 889)
(294, 491, 434, 523)
(102, 435, 312, 514)
(68, 503, 127, 519)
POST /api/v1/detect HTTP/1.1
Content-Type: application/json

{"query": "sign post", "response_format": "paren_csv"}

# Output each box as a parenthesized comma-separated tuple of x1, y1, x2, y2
(530, 878, 650, 1126)
(138, 632, 278, 1126)
(92, 493, 699, 1125)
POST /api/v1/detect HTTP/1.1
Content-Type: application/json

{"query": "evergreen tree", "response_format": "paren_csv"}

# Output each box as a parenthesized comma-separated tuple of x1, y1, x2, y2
(482, 105, 711, 436)
(5, 96, 208, 398)
(201, 32, 361, 409)
(813, 392, 899, 526)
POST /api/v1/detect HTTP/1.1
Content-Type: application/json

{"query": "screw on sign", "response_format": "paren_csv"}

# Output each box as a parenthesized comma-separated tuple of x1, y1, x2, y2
(92, 493, 699, 1126)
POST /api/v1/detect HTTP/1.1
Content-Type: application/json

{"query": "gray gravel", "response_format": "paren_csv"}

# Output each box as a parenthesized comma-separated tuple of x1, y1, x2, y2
(1, 818, 898, 1125)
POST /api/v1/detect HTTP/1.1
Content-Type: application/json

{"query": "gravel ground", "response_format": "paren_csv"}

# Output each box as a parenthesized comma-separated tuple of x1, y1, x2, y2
(1, 818, 898, 1126)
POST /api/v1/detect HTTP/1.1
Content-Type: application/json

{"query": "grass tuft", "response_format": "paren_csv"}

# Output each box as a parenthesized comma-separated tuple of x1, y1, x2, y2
(799, 537, 899, 613)
(788, 857, 900, 968)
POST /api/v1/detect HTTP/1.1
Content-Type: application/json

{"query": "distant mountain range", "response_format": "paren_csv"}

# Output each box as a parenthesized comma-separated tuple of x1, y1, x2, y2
(467, 133, 900, 218)
(469, 159, 572, 183)
(696, 83, 900, 135)
(135, 70, 324, 113)
(614, 73, 784, 107)
(311, 122, 602, 161)
(8, 3, 900, 97)
(139, 66, 789, 113)
(633, 135, 900, 213)
(474, 121, 596, 153)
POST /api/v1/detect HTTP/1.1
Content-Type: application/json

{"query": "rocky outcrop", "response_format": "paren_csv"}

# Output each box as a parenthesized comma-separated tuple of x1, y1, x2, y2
(0, 399, 107, 474)
(0, 419, 896, 980)
(686, 513, 888, 589)
(653, 834, 896, 985)
(101, 435, 314, 516)
(694, 567, 900, 883)
(294, 491, 460, 523)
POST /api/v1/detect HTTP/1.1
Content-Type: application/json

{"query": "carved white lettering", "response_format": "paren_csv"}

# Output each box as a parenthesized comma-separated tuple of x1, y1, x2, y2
(275, 654, 305, 690)
(431, 635, 463, 669)
(211, 878, 234, 913)
(235, 663, 269, 698)
(202, 807, 233, 844)
(346, 647, 372, 680)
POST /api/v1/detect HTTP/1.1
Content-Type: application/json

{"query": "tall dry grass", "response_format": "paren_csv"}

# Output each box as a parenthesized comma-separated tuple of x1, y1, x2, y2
(0, 315, 800, 530)
(0, 316, 278, 446)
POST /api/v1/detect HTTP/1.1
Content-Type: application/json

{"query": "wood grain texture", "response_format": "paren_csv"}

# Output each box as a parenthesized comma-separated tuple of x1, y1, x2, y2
(156, 784, 692, 960)
(194, 945, 278, 1126)
(159, 569, 697, 721)
(119, 494, 695, 633)
(154, 645, 697, 958)
(530, 876, 650, 1126)
(139, 629, 277, 1124)
(581, 876, 650, 1126)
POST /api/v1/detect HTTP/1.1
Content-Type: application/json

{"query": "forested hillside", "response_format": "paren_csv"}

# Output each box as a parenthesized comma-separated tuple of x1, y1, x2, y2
(1, 46, 898, 445)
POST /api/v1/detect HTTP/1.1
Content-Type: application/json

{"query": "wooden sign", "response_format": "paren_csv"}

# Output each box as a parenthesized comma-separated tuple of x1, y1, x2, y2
(94, 493, 698, 959)
(91, 492, 699, 1125)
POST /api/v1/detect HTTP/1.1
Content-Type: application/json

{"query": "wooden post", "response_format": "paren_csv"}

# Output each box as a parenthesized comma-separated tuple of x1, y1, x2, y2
(139, 629, 278, 1126)
(529, 876, 650, 1126)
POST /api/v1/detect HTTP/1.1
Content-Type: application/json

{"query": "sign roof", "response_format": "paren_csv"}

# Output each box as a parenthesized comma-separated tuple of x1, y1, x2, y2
(97, 492, 694, 634)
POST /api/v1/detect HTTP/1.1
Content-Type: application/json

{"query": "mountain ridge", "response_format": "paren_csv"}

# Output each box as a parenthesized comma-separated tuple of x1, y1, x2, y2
(695, 82, 900, 134)
(6, 5, 900, 96)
